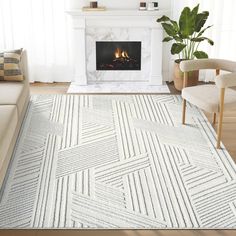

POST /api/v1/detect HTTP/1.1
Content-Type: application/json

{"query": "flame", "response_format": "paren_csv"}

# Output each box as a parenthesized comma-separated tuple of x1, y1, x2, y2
(114, 48, 121, 58)
(114, 48, 129, 59)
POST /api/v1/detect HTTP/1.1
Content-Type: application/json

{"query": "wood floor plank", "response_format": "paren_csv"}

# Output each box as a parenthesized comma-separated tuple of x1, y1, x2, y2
(0, 230, 235, 236)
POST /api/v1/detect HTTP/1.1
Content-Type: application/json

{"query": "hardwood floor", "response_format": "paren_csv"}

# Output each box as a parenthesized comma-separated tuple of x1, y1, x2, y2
(0, 229, 235, 236)
(30, 82, 69, 94)
(2, 82, 234, 235)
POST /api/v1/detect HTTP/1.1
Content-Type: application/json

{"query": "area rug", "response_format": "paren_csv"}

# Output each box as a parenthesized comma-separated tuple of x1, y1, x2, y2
(0, 95, 236, 229)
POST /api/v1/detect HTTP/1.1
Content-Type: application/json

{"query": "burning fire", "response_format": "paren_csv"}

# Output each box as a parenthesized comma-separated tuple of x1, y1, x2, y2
(114, 48, 130, 59)
(99, 46, 138, 70)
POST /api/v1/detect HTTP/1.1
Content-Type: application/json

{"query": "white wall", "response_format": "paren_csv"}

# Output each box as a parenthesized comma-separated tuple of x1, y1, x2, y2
(70, 0, 170, 10)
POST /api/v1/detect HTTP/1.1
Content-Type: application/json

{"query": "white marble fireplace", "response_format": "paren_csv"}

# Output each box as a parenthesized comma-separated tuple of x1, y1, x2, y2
(67, 9, 170, 93)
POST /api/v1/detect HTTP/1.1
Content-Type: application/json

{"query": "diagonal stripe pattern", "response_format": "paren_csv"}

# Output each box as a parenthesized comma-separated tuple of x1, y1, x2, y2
(0, 94, 236, 229)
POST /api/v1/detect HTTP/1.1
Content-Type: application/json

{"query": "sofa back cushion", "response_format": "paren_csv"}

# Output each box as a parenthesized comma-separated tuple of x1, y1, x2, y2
(0, 49, 24, 81)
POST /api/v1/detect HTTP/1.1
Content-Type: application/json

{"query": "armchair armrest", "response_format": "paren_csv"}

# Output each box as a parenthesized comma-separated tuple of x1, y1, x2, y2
(180, 59, 236, 73)
(215, 72, 236, 88)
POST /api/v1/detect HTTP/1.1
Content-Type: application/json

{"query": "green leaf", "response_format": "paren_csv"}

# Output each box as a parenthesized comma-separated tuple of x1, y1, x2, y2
(191, 37, 205, 42)
(157, 15, 171, 22)
(170, 20, 179, 32)
(201, 37, 214, 46)
(173, 36, 183, 42)
(163, 36, 173, 42)
(191, 37, 214, 45)
(205, 38, 214, 46)
(193, 51, 209, 59)
(179, 7, 196, 37)
(161, 23, 177, 36)
(191, 4, 199, 16)
(157, 15, 180, 34)
(195, 11, 209, 32)
(197, 25, 213, 37)
(171, 43, 187, 55)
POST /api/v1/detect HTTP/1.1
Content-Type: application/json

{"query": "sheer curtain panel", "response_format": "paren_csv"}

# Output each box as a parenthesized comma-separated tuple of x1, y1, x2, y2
(0, 0, 73, 82)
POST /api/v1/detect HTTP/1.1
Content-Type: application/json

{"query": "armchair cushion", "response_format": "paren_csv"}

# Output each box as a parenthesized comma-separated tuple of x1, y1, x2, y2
(182, 84, 236, 113)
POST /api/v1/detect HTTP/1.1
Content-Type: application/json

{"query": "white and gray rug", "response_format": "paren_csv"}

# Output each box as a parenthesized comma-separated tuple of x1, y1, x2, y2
(0, 95, 236, 229)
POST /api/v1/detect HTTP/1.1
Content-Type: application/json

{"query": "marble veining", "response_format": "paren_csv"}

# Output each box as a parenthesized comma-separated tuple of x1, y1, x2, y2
(86, 27, 151, 82)
(67, 82, 170, 93)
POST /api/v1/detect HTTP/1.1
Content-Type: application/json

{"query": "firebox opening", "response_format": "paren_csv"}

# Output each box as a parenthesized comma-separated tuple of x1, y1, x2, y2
(96, 41, 141, 71)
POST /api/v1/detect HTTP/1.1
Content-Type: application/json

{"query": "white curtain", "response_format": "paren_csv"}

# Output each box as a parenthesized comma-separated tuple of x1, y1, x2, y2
(0, 0, 73, 82)
(171, 0, 236, 81)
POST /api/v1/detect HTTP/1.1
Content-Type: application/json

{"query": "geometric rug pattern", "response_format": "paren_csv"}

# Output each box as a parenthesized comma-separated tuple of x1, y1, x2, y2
(0, 95, 236, 229)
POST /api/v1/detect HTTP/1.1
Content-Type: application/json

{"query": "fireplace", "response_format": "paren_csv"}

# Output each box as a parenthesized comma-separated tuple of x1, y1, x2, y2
(96, 41, 141, 71)
(67, 10, 164, 85)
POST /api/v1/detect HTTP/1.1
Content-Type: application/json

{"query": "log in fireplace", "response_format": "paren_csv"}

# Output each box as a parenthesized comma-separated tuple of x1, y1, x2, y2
(96, 41, 141, 71)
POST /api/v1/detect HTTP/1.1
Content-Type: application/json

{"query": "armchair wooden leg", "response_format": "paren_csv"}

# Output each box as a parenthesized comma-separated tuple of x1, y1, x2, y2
(182, 99, 186, 125)
(217, 88, 225, 149)
(182, 72, 188, 125)
(213, 112, 216, 125)
(217, 111, 223, 149)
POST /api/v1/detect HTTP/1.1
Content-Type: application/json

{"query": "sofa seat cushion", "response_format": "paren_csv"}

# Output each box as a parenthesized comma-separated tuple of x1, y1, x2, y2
(0, 81, 29, 116)
(0, 105, 18, 170)
(182, 84, 236, 113)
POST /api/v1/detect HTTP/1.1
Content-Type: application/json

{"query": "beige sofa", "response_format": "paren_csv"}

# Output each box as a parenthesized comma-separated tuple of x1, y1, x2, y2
(0, 50, 30, 188)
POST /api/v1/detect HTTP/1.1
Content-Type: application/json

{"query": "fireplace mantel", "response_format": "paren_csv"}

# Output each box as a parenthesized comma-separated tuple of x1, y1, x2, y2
(67, 9, 169, 28)
(67, 9, 170, 86)
(67, 9, 169, 17)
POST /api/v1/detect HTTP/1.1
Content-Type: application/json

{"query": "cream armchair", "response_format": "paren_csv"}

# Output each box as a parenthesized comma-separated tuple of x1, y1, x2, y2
(180, 59, 236, 149)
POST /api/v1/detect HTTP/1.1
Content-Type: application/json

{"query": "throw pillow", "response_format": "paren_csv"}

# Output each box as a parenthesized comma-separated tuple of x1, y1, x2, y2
(0, 48, 24, 81)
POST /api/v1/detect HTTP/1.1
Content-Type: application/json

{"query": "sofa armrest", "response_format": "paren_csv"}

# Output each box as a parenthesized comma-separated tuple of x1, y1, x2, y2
(20, 50, 29, 83)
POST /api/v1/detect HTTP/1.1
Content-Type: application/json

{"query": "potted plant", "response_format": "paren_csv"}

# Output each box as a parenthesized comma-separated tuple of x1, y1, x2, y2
(157, 4, 214, 90)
